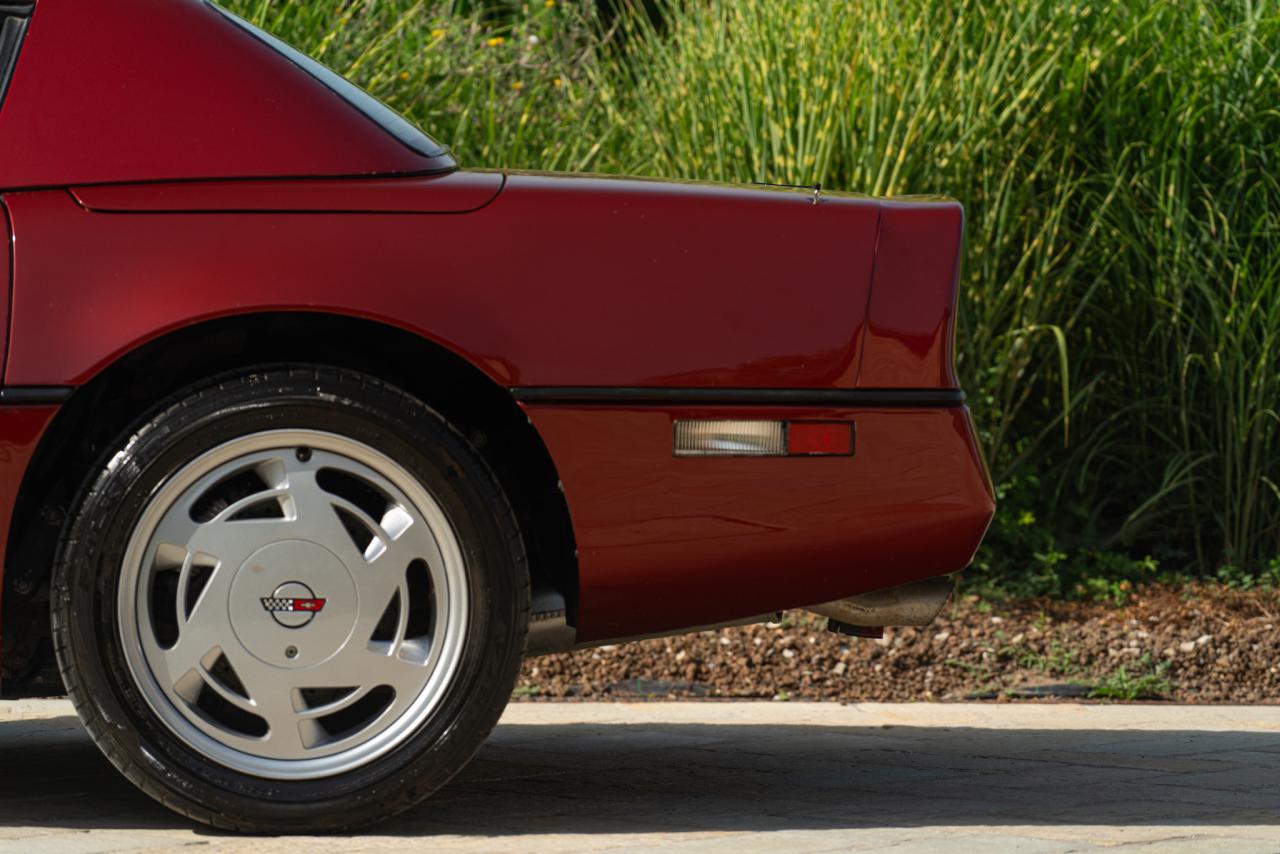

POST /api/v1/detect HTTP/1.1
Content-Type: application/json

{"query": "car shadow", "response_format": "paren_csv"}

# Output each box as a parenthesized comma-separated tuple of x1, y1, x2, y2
(0, 713, 1277, 836)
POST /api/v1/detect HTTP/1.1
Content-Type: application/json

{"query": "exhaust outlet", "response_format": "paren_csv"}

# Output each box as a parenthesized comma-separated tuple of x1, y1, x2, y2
(806, 575, 956, 629)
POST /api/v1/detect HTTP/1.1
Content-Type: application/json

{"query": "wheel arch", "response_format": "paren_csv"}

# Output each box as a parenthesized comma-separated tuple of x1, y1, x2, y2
(4, 311, 578, 688)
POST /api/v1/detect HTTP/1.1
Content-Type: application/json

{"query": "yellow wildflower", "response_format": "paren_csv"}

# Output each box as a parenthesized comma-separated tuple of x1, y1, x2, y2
(398, 71, 409, 81)
(511, 80, 524, 91)
(545, 0, 555, 7)
(431, 28, 445, 39)
(486, 36, 505, 47)
(552, 77, 563, 88)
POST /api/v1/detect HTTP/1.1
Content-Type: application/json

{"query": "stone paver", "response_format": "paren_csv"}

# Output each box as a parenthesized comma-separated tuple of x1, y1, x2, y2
(1, 700, 1278, 852)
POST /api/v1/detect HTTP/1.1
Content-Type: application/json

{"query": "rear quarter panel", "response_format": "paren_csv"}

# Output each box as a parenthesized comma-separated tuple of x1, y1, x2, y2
(858, 200, 964, 388)
(3, 175, 880, 389)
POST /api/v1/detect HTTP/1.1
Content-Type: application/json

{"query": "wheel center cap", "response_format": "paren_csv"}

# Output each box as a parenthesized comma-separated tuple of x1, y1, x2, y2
(261, 580, 326, 629)
(228, 540, 358, 670)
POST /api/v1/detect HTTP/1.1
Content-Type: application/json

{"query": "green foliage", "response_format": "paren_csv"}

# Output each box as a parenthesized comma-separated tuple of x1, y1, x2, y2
(1089, 655, 1175, 701)
(218, 0, 610, 171)
(221, 0, 1280, 585)
(1004, 638, 1080, 676)
(968, 476, 1162, 601)
(1215, 558, 1280, 591)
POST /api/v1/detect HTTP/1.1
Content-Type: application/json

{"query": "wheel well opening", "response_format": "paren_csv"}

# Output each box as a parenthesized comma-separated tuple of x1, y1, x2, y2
(2, 312, 578, 694)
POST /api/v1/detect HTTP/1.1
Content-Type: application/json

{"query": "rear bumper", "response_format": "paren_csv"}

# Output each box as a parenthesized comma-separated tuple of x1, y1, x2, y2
(525, 403, 995, 642)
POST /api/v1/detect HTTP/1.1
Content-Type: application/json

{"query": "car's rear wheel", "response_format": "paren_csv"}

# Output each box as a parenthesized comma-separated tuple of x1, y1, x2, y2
(51, 366, 528, 831)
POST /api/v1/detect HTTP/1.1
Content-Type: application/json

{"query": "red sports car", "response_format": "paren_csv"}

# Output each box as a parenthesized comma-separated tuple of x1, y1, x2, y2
(0, 0, 993, 831)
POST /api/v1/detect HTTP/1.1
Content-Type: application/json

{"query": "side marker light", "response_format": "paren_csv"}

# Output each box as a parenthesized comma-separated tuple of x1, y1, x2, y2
(673, 420, 853, 457)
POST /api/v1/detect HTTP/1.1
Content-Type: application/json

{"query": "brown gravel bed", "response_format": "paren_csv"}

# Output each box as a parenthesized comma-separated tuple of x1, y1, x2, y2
(516, 584, 1280, 703)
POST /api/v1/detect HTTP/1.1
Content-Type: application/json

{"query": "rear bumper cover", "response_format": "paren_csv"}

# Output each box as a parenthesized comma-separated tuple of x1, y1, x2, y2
(525, 402, 995, 642)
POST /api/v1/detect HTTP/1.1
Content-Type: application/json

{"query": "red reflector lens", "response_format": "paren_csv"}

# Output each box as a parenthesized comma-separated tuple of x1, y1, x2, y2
(787, 422, 854, 456)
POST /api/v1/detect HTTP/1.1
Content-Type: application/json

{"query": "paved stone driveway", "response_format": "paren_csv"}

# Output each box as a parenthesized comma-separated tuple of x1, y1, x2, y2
(1, 699, 1277, 852)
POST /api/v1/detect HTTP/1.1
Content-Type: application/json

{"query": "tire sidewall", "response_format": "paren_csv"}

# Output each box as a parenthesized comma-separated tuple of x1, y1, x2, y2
(53, 369, 526, 828)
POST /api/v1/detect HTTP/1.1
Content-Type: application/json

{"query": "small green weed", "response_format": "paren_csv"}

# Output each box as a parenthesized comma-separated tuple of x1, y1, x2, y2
(1088, 656, 1174, 701)
(1002, 638, 1080, 676)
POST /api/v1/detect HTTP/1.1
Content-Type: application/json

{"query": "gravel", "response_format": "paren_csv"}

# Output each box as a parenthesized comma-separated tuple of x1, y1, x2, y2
(516, 583, 1280, 703)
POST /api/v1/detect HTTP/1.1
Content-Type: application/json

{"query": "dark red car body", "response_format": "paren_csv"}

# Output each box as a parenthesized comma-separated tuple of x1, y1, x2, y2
(0, 0, 993, 688)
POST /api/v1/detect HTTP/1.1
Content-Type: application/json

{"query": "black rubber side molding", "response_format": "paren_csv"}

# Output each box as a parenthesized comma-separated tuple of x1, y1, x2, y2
(0, 386, 74, 405)
(0, 385, 966, 408)
(510, 387, 966, 407)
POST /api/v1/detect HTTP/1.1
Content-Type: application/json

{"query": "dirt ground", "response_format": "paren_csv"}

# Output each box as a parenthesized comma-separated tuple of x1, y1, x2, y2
(517, 583, 1280, 703)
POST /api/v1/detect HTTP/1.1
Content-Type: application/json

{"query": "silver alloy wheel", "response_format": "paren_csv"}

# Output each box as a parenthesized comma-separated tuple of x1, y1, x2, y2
(117, 429, 468, 780)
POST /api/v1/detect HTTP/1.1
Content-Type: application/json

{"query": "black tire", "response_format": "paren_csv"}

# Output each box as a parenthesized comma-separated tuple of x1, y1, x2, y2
(50, 365, 529, 832)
